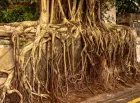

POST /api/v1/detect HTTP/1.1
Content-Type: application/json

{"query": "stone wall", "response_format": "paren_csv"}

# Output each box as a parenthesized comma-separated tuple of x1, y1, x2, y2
(117, 14, 140, 38)
(0, 39, 14, 87)
(102, 2, 116, 24)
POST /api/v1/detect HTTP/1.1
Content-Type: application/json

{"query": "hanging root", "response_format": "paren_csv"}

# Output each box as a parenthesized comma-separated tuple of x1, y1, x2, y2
(0, 20, 137, 102)
(0, 70, 23, 103)
(0, 88, 23, 103)
(0, 0, 138, 102)
(11, 21, 137, 102)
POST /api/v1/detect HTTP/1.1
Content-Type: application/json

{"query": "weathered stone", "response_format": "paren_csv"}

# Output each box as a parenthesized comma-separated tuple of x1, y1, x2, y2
(0, 47, 14, 74)
(4, 25, 16, 33)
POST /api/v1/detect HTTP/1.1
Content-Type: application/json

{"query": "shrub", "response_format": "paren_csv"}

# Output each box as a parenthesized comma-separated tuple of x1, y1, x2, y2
(0, 5, 39, 23)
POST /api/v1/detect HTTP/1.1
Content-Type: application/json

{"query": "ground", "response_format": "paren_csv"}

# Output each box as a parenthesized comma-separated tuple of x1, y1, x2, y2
(81, 83, 140, 103)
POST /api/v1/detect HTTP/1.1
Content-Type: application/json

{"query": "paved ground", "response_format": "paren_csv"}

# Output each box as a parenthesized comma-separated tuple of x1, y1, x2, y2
(81, 84, 140, 103)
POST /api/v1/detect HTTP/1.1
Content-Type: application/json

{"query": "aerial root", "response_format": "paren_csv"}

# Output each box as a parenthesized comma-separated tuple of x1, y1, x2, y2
(7, 89, 23, 103)
(0, 21, 137, 102)
(0, 88, 23, 103)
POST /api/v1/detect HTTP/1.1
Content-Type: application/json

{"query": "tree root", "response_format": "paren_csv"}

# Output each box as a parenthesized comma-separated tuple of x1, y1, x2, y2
(0, 19, 138, 102)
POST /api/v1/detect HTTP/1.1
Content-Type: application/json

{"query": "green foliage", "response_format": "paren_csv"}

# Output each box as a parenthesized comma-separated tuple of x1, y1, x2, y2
(102, 0, 139, 15)
(116, 0, 140, 15)
(0, 5, 38, 23)
(9, 0, 36, 3)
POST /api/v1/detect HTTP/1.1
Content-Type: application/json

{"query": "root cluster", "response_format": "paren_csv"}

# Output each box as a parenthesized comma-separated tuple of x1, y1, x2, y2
(0, 0, 139, 102)
(2, 20, 136, 103)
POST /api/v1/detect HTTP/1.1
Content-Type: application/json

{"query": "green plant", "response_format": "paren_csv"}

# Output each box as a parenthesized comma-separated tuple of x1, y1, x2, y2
(116, 0, 140, 15)
(0, 5, 38, 23)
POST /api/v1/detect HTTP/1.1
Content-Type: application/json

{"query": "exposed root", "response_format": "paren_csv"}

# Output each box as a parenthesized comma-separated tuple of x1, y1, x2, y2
(0, 0, 138, 102)
(12, 21, 137, 102)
